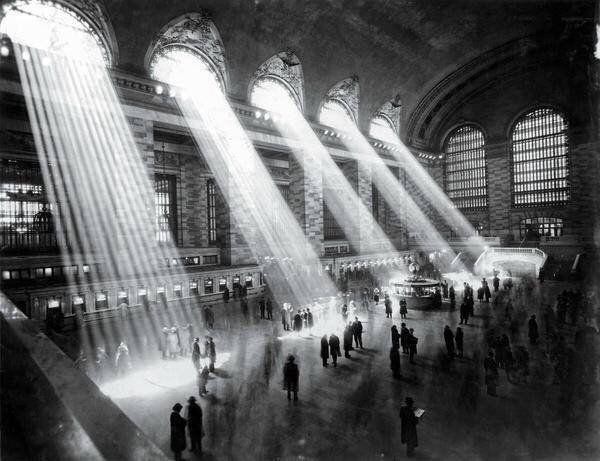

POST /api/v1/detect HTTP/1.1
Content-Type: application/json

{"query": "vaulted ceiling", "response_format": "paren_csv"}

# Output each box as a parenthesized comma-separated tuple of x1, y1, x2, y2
(100, 0, 595, 129)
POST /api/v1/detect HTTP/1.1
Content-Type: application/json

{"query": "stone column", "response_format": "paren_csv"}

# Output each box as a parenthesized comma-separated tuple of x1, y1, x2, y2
(486, 140, 512, 244)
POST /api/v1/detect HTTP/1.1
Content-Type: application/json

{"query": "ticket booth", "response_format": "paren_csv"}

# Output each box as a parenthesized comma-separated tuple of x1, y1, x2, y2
(218, 277, 227, 292)
(189, 280, 199, 296)
(157, 285, 166, 306)
(138, 286, 148, 309)
(72, 294, 86, 313)
(47, 297, 63, 325)
(232, 275, 241, 291)
(204, 278, 213, 294)
(245, 275, 253, 288)
(95, 291, 108, 310)
(173, 283, 182, 298)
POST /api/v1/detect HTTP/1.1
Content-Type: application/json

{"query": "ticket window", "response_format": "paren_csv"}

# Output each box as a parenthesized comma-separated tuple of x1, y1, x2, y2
(189, 281, 199, 296)
(47, 297, 62, 317)
(204, 278, 214, 295)
(218, 278, 227, 292)
(72, 294, 86, 313)
(157, 286, 166, 304)
(245, 275, 253, 288)
(173, 283, 182, 298)
(117, 288, 129, 306)
(232, 276, 241, 291)
(95, 291, 108, 310)
(138, 287, 148, 308)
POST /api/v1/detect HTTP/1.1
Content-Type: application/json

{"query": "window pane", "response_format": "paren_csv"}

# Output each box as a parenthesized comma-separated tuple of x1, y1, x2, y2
(155, 174, 177, 243)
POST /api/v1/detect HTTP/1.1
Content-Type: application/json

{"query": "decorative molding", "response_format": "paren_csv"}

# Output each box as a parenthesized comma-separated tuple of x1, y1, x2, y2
(249, 51, 304, 111)
(322, 76, 360, 124)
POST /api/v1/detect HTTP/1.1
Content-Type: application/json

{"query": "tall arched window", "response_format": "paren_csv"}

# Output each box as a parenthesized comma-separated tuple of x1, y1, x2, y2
(443, 125, 487, 209)
(319, 99, 355, 129)
(511, 107, 569, 206)
(0, 0, 110, 65)
(250, 76, 300, 113)
(369, 115, 398, 144)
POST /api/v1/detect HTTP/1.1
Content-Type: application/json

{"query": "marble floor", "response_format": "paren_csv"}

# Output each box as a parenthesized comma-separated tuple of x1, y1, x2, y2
(52, 281, 600, 460)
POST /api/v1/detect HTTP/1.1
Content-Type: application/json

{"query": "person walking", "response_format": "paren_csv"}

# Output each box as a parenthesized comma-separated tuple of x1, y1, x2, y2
(390, 346, 401, 379)
(205, 336, 216, 372)
(444, 325, 455, 357)
(329, 333, 341, 367)
(399, 397, 419, 457)
(400, 323, 410, 354)
(528, 314, 539, 345)
(186, 396, 204, 454)
(283, 355, 299, 401)
(170, 403, 187, 461)
(408, 328, 418, 364)
(352, 316, 363, 349)
(320, 335, 330, 367)
(391, 325, 400, 349)
(455, 327, 464, 358)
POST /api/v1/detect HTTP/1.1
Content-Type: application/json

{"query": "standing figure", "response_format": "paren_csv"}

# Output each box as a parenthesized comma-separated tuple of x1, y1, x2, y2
(449, 286, 456, 309)
(399, 397, 419, 457)
(167, 327, 180, 359)
(408, 328, 418, 364)
(528, 314, 539, 345)
(170, 403, 187, 461)
(329, 333, 341, 367)
(266, 298, 273, 320)
(400, 323, 410, 354)
(455, 327, 464, 358)
(484, 351, 499, 396)
(186, 396, 204, 454)
(391, 325, 400, 349)
(307, 308, 314, 335)
(206, 306, 215, 330)
(352, 316, 363, 349)
(320, 335, 329, 367)
(281, 305, 289, 331)
(293, 311, 303, 334)
(160, 327, 169, 360)
(341, 304, 349, 323)
(385, 296, 393, 318)
(191, 337, 201, 370)
(343, 323, 354, 358)
(460, 301, 470, 325)
(179, 324, 191, 357)
(283, 355, 299, 401)
(223, 286, 230, 303)
(205, 336, 217, 372)
(241, 298, 249, 322)
(399, 298, 408, 319)
(443, 325, 455, 357)
(115, 341, 132, 375)
(373, 287, 380, 305)
(390, 346, 401, 379)
(197, 365, 209, 395)
(259, 298, 266, 319)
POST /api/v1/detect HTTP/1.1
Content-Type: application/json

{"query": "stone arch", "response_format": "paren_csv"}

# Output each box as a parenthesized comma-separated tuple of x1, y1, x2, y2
(373, 96, 402, 134)
(144, 12, 228, 91)
(248, 51, 304, 111)
(320, 76, 360, 125)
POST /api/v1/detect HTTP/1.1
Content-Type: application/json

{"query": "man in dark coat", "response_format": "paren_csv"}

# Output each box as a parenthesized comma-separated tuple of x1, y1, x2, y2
(259, 298, 266, 319)
(223, 286, 230, 303)
(320, 335, 329, 367)
(460, 301, 470, 325)
(283, 355, 299, 401)
(205, 306, 215, 329)
(391, 325, 400, 349)
(399, 397, 419, 457)
(191, 337, 201, 370)
(241, 298, 249, 321)
(186, 396, 204, 454)
(399, 298, 408, 318)
(352, 317, 363, 349)
(390, 346, 401, 378)
(205, 336, 216, 372)
(170, 403, 187, 461)
(384, 296, 393, 318)
(455, 327, 464, 358)
(400, 323, 410, 354)
(449, 286, 456, 309)
(444, 325, 455, 357)
(266, 298, 273, 320)
(293, 311, 303, 334)
(343, 323, 354, 358)
(329, 333, 341, 367)
(493, 275, 500, 292)
(408, 329, 418, 364)
(528, 314, 539, 345)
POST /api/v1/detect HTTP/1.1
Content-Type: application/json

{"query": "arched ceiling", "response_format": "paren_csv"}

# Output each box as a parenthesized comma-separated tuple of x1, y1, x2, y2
(102, 0, 591, 130)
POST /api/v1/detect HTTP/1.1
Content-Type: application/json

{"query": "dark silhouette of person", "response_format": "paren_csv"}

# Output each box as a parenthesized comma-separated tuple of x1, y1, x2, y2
(266, 297, 273, 320)
(400, 323, 410, 354)
(293, 311, 303, 333)
(528, 314, 539, 345)
(408, 329, 418, 364)
(170, 403, 186, 461)
(455, 327, 464, 358)
(385, 296, 393, 318)
(329, 333, 341, 367)
(223, 286, 230, 303)
(259, 298, 266, 319)
(399, 397, 419, 457)
(320, 335, 330, 367)
(343, 323, 354, 358)
(399, 298, 408, 318)
(444, 325, 455, 357)
(449, 285, 456, 309)
(460, 301, 470, 325)
(283, 354, 299, 401)
(391, 325, 400, 349)
(191, 337, 201, 370)
(186, 396, 203, 454)
(352, 317, 363, 349)
(484, 351, 499, 396)
(390, 346, 401, 379)
(205, 336, 216, 372)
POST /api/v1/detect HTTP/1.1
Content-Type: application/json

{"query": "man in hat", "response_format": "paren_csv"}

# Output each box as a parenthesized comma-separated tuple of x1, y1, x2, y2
(399, 397, 419, 457)
(283, 354, 299, 401)
(191, 337, 201, 370)
(170, 403, 186, 461)
(205, 336, 216, 372)
(186, 396, 204, 454)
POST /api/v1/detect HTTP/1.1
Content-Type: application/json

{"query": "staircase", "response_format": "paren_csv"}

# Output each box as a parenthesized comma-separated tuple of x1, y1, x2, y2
(473, 247, 547, 276)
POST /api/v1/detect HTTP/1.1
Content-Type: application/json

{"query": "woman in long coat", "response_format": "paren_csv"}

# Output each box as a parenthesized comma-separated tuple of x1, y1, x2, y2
(391, 325, 400, 349)
(170, 403, 187, 461)
(320, 335, 330, 367)
(167, 327, 180, 359)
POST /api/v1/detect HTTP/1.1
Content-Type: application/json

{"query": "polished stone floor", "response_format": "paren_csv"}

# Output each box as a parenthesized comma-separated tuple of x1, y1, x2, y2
(52, 281, 600, 460)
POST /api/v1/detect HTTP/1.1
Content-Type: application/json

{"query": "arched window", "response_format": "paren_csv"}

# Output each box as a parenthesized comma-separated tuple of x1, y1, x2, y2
(369, 115, 398, 144)
(150, 46, 223, 95)
(511, 107, 569, 206)
(0, 0, 110, 65)
(319, 99, 355, 129)
(443, 125, 487, 209)
(250, 76, 300, 113)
